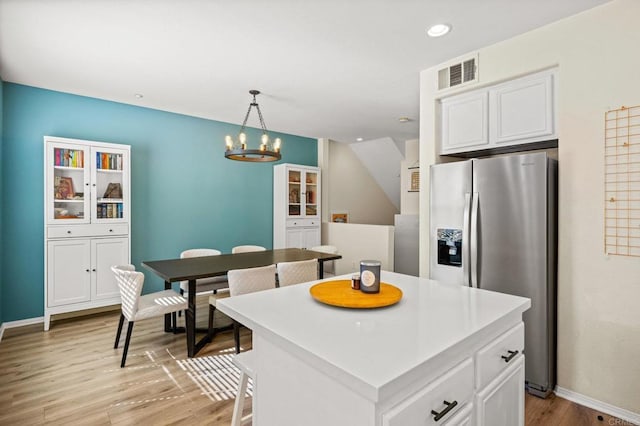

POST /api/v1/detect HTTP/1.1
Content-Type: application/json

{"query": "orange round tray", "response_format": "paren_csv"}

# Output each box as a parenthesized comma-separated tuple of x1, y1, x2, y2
(309, 280, 402, 309)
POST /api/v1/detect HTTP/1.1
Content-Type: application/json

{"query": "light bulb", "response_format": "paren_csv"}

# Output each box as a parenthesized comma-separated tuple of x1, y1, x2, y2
(239, 132, 246, 149)
(261, 134, 269, 144)
(225, 135, 233, 150)
(275, 138, 281, 152)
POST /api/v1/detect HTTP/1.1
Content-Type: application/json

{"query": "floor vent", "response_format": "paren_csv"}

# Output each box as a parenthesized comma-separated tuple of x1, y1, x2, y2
(438, 55, 478, 90)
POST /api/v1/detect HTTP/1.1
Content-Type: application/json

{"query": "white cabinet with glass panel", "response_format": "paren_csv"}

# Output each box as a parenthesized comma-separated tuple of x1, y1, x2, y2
(274, 164, 321, 249)
(44, 136, 131, 330)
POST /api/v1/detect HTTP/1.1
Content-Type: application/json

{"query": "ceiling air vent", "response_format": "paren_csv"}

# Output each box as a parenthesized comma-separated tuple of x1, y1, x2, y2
(438, 55, 478, 90)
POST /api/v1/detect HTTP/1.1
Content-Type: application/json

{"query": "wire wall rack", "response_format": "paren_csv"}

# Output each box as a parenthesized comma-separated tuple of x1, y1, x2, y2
(604, 105, 640, 257)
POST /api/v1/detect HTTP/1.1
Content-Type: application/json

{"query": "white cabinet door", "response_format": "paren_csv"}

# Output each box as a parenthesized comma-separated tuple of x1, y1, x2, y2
(303, 227, 320, 249)
(441, 90, 489, 154)
(475, 355, 525, 426)
(286, 228, 304, 248)
(47, 239, 91, 307)
(490, 72, 554, 146)
(92, 237, 129, 300)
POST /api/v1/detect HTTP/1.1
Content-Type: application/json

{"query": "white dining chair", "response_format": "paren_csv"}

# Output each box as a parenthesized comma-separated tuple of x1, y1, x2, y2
(310, 245, 339, 276)
(276, 258, 319, 287)
(208, 263, 276, 353)
(231, 350, 255, 426)
(231, 245, 266, 254)
(111, 265, 187, 368)
(178, 249, 228, 317)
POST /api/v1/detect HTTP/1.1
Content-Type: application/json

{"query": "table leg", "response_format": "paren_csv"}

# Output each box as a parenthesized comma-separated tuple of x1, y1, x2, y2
(186, 279, 196, 357)
(318, 260, 325, 279)
(164, 280, 172, 332)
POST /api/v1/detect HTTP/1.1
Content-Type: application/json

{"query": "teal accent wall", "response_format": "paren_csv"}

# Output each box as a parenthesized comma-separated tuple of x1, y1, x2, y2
(1, 83, 317, 322)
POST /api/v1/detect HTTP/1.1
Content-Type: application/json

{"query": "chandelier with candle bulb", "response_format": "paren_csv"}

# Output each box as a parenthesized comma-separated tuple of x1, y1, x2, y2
(224, 90, 281, 162)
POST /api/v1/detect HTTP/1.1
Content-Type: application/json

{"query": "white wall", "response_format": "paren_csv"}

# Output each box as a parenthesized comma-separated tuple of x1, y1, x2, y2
(419, 0, 640, 414)
(322, 222, 394, 276)
(319, 138, 398, 226)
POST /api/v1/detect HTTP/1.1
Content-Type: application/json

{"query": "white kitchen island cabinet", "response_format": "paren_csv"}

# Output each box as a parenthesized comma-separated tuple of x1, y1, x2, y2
(217, 271, 530, 426)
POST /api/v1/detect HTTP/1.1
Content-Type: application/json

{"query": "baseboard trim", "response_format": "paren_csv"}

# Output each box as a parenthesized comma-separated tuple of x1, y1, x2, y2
(0, 316, 44, 342)
(555, 386, 640, 425)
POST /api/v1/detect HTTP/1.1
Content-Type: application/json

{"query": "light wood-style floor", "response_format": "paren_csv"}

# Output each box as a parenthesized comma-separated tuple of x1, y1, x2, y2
(0, 296, 626, 425)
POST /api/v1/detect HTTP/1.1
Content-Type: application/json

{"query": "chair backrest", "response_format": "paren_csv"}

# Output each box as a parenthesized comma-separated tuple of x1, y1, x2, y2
(111, 265, 144, 321)
(181, 248, 222, 259)
(277, 259, 318, 287)
(228, 264, 277, 297)
(310, 245, 338, 255)
(232, 245, 267, 254)
(180, 248, 224, 287)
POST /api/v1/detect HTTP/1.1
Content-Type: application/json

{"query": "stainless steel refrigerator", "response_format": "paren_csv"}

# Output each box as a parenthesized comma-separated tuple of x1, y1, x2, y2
(429, 152, 557, 398)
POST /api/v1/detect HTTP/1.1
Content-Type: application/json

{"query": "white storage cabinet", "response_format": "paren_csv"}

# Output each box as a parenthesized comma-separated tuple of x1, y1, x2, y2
(441, 68, 557, 156)
(273, 163, 321, 249)
(44, 136, 131, 330)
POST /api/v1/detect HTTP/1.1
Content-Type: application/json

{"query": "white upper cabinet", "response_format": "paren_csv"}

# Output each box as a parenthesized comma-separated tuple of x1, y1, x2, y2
(440, 68, 557, 156)
(441, 91, 489, 153)
(490, 71, 554, 145)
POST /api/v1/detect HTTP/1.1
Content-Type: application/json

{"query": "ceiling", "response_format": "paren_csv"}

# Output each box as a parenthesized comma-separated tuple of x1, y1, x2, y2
(0, 0, 610, 145)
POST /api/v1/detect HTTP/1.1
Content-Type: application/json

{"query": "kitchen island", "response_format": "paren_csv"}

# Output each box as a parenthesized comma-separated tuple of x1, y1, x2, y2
(216, 271, 530, 426)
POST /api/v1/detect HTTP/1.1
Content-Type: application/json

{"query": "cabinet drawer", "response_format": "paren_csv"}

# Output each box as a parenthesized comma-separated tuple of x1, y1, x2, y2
(475, 322, 524, 389)
(47, 224, 128, 238)
(383, 358, 473, 426)
(286, 218, 319, 228)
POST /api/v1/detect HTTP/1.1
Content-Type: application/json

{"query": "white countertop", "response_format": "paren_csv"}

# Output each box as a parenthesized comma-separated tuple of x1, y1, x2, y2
(216, 271, 530, 402)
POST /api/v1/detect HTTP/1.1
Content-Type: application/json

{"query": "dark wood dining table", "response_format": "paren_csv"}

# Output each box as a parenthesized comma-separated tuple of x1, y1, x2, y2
(142, 248, 342, 357)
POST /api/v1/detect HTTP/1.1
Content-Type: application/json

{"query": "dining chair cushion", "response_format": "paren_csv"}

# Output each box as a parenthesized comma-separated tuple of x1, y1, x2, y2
(276, 258, 318, 287)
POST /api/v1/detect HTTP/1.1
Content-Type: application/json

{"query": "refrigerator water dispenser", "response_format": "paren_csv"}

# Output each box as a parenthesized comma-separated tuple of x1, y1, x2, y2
(437, 228, 462, 267)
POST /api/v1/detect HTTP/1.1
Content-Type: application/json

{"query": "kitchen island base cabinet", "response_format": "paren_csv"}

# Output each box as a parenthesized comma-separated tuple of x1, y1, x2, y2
(216, 272, 530, 426)
(476, 356, 525, 426)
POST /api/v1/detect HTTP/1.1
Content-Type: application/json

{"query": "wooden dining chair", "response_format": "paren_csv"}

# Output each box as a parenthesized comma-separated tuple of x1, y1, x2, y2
(231, 245, 266, 254)
(276, 258, 319, 287)
(208, 263, 276, 353)
(111, 265, 187, 368)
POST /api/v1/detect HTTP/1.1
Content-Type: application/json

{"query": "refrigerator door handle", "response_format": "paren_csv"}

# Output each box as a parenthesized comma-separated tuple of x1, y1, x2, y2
(470, 192, 479, 288)
(462, 193, 472, 286)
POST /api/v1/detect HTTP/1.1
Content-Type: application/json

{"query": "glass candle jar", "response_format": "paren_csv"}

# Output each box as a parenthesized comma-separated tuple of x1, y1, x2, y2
(360, 260, 381, 293)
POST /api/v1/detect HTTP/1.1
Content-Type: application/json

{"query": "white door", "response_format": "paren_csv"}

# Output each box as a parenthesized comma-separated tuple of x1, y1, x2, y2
(92, 237, 129, 300)
(47, 239, 91, 306)
(475, 356, 525, 426)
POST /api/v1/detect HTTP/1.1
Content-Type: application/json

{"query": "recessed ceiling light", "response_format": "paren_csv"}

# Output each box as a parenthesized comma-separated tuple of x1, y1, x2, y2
(398, 117, 410, 123)
(134, 93, 144, 99)
(427, 24, 451, 38)
(356, 137, 364, 142)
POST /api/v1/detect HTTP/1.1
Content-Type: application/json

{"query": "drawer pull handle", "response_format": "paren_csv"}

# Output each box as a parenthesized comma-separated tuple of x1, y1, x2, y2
(431, 400, 458, 422)
(109, 229, 113, 232)
(501, 350, 519, 363)
(67, 230, 72, 234)
(85, 269, 90, 272)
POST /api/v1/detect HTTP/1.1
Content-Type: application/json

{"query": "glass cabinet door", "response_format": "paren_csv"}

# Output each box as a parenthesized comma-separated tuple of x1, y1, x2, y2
(91, 147, 128, 222)
(305, 171, 318, 216)
(47, 143, 90, 224)
(288, 169, 302, 216)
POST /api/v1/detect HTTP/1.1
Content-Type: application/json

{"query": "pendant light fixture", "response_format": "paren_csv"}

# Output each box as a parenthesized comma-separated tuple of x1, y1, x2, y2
(224, 90, 282, 162)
